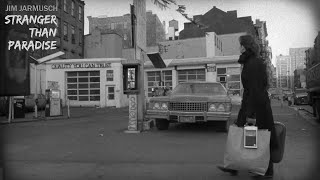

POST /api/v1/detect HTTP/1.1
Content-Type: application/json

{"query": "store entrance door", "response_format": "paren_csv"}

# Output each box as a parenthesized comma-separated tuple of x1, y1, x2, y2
(105, 86, 116, 107)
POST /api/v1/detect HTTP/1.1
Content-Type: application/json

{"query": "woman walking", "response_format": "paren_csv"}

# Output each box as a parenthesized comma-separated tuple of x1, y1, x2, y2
(217, 35, 277, 178)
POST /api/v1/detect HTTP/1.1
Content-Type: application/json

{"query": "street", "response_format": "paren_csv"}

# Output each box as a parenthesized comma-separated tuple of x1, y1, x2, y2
(1, 100, 320, 180)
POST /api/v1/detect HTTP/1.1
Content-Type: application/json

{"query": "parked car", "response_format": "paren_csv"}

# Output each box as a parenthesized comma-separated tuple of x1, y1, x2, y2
(146, 82, 232, 131)
(25, 94, 46, 111)
(293, 88, 309, 105)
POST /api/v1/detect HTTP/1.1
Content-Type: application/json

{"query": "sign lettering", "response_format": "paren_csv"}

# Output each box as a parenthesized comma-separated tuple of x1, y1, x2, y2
(51, 63, 112, 69)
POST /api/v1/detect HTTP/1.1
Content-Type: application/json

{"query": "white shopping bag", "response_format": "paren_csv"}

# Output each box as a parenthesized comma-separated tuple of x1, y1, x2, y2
(223, 124, 271, 175)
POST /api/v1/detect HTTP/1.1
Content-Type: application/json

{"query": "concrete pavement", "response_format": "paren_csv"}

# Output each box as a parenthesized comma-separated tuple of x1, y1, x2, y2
(1, 100, 320, 180)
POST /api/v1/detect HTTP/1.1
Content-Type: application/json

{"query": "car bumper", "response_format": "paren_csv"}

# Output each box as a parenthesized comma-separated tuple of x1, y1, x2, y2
(145, 110, 231, 122)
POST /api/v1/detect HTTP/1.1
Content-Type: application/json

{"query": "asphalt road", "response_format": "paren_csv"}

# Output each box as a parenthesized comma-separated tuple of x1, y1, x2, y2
(1, 100, 320, 180)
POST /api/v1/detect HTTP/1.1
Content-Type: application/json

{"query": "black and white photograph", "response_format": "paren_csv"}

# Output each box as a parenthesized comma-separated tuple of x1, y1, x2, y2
(0, 0, 320, 179)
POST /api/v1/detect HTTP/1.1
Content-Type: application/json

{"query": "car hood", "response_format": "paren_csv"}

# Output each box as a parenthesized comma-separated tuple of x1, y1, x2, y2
(149, 95, 231, 103)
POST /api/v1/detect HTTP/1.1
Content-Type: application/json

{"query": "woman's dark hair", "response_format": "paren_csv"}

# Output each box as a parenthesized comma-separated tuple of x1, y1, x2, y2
(239, 35, 261, 56)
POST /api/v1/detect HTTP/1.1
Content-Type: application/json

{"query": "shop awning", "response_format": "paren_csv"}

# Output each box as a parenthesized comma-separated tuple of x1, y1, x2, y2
(147, 52, 167, 68)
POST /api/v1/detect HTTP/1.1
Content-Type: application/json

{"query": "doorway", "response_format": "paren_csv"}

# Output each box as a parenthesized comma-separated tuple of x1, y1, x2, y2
(105, 86, 116, 107)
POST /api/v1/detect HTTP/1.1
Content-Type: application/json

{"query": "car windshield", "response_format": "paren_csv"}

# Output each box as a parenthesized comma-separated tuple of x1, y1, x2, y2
(171, 83, 227, 95)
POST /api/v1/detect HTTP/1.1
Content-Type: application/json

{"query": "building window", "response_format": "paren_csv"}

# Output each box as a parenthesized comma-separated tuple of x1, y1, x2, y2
(111, 23, 115, 30)
(217, 67, 241, 95)
(71, 1, 75, 16)
(63, 22, 68, 41)
(108, 87, 115, 100)
(124, 33, 127, 40)
(79, 29, 82, 45)
(63, 0, 67, 12)
(71, 26, 75, 44)
(66, 71, 100, 101)
(106, 70, 113, 81)
(147, 71, 172, 97)
(78, 6, 82, 21)
(178, 69, 205, 83)
(56, 0, 60, 8)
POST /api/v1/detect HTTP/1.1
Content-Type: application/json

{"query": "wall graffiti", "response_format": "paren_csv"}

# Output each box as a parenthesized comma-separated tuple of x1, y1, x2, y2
(128, 94, 138, 131)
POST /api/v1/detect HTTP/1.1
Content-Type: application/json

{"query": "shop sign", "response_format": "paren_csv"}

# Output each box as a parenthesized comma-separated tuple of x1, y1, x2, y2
(51, 63, 111, 69)
(207, 64, 216, 72)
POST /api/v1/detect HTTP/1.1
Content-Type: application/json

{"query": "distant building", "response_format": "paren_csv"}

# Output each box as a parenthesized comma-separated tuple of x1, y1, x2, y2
(294, 69, 306, 89)
(87, 10, 165, 48)
(179, 6, 258, 39)
(276, 55, 291, 89)
(289, 47, 310, 89)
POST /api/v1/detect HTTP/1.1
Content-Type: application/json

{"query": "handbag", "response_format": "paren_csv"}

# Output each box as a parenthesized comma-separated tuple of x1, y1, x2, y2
(271, 121, 286, 163)
(223, 124, 271, 175)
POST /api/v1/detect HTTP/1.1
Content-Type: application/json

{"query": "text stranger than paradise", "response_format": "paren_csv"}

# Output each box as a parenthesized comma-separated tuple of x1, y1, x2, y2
(5, 15, 58, 51)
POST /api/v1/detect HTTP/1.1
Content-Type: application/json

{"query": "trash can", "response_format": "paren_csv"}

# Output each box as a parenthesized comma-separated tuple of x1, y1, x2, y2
(13, 98, 25, 118)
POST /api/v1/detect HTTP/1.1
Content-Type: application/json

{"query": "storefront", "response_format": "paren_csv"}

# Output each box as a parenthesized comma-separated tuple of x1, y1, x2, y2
(45, 58, 129, 108)
(144, 55, 242, 99)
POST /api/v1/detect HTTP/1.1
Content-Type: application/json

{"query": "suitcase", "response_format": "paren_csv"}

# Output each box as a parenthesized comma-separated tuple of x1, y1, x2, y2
(271, 121, 286, 163)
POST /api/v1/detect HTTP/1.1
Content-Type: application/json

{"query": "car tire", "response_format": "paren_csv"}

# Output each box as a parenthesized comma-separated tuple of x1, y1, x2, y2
(155, 118, 169, 130)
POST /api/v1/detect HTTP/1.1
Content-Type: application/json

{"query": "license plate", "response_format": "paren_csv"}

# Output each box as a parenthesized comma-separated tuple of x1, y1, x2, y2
(180, 116, 195, 123)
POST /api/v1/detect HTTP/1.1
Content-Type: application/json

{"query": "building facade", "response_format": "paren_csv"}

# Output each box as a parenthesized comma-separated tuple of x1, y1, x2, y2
(289, 47, 310, 89)
(55, 0, 85, 59)
(45, 58, 128, 108)
(276, 55, 291, 89)
(84, 29, 123, 58)
(179, 7, 258, 39)
(87, 10, 165, 48)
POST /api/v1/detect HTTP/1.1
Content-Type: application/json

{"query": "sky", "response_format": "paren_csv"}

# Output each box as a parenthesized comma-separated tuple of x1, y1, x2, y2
(84, 0, 320, 65)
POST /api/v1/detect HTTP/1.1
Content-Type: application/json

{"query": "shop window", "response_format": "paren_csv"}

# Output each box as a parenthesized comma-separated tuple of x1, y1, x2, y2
(178, 69, 205, 83)
(147, 70, 172, 97)
(66, 71, 100, 101)
(217, 68, 226, 75)
(106, 70, 113, 81)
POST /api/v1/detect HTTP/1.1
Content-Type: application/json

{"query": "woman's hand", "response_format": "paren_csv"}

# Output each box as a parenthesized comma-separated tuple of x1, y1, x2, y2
(246, 117, 256, 126)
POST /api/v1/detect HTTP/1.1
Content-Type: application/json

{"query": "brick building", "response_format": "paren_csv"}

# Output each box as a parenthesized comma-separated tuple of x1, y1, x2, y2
(87, 10, 165, 48)
(55, 0, 85, 59)
(179, 7, 257, 39)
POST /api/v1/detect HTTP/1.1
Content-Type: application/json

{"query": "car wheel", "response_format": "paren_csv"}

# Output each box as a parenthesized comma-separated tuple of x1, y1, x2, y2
(155, 118, 169, 130)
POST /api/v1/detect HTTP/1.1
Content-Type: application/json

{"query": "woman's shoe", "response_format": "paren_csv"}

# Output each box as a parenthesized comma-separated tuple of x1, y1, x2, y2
(217, 165, 238, 176)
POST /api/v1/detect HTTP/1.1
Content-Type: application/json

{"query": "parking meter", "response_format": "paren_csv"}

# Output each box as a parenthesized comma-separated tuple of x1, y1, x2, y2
(123, 62, 140, 94)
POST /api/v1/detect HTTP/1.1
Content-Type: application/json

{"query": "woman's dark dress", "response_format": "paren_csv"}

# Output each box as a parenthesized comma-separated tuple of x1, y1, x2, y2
(235, 50, 277, 175)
